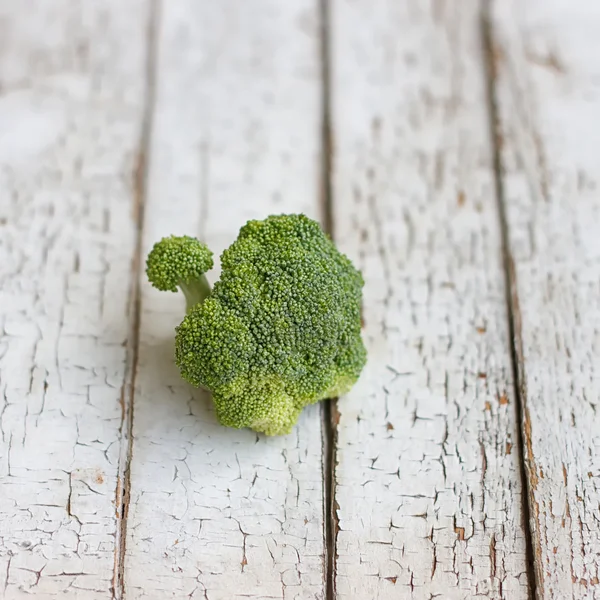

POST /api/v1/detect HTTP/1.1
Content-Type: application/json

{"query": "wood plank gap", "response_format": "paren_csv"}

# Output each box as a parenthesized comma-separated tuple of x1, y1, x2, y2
(319, 1, 338, 598)
(113, 1, 161, 597)
(480, 4, 537, 598)
(321, 400, 338, 600)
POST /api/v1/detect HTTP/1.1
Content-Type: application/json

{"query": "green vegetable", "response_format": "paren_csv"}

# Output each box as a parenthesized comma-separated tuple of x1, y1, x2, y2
(146, 214, 367, 436)
(146, 235, 213, 310)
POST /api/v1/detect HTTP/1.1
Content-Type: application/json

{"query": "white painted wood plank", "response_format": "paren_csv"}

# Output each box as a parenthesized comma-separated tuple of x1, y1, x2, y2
(0, 1, 149, 597)
(124, 2, 325, 599)
(491, 0, 600, 597)
(329, 1, 529, 598)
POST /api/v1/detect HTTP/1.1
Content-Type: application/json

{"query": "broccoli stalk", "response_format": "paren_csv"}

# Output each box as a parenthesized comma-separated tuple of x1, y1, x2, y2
(178, 276, 211, 311)
(146, 235, 213, 312)
(146, 215, 367, 436)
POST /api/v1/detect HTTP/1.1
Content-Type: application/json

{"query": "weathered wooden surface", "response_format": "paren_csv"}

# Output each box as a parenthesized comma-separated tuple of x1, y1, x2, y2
(491, 0, 600, 597)
(122, 1, 326, 599)
(1, 0, 600, 598)
(329, 0, 529, 597)
(0, 1, 149, 597)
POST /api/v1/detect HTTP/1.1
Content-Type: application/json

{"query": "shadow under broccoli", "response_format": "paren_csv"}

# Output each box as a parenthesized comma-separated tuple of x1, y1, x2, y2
(146, 213, 366, 436)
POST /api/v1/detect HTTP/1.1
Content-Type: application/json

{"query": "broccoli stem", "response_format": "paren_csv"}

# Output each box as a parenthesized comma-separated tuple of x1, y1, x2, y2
(179, 275, 211, 311)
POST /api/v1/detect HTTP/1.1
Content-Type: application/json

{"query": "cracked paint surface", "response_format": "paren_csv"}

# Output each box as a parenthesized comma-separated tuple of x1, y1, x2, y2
(123, 1, 326, 598)
(329, 1, 529, 597)
(2, 0, 598, 598)
(493, 0, 600, 596)
(0, 1, 148, 597)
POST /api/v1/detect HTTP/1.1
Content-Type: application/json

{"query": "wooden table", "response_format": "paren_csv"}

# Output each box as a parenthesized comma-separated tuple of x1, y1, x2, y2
(1, 0, 599, 598)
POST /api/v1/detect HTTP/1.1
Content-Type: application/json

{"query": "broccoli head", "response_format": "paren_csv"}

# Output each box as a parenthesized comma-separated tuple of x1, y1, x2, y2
(147, 214, 366, 436)
(146, 235, 213, 310)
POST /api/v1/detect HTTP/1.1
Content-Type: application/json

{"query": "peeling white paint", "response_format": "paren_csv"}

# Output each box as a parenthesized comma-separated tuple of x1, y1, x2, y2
(493, 0, 600, 596)
(123, 1, 325, 599)
(0, 1, 149, 597)
(330, 1, 529, 598)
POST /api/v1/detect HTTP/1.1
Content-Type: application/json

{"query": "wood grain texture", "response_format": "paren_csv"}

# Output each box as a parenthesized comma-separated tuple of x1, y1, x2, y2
(491, 0, 600, 597)
(0, 1, 149, 597)
(329, 1, 530, 597)
(123, 1, 325, 598)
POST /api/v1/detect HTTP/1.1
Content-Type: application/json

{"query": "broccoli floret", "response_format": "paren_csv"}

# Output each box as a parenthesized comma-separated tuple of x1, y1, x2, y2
(146, 235, 213, 311)
(147, 214, 367, 436)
